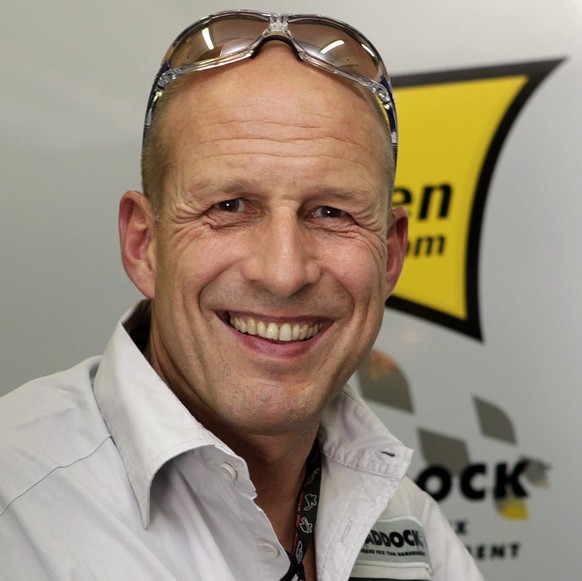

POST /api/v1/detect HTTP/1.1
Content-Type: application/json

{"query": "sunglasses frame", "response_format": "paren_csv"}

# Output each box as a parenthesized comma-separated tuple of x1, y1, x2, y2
(143, 10, 398, 166)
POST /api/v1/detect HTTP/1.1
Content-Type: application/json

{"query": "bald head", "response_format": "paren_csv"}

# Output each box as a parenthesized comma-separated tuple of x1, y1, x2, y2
(141, 44, 393, 215)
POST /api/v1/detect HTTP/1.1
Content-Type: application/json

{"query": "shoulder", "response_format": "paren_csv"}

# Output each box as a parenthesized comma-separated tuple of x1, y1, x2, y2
(0, 356, 105, 438)
(0, 357, 110, 514)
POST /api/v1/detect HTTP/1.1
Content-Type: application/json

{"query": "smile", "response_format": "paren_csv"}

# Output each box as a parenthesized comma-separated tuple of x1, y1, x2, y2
(228, 314, 324, 342)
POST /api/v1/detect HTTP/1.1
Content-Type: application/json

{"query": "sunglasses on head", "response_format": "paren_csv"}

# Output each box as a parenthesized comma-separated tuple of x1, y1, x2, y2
(144, 10, 398, 166)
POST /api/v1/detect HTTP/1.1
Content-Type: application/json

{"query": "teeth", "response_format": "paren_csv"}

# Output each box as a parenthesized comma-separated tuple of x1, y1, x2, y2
(292, 324, 300, 340)
(257, 321, 266, 337)
(279, 323, 292, 341)
(266, 323, 278, 340)
(229, 315, 323, 342)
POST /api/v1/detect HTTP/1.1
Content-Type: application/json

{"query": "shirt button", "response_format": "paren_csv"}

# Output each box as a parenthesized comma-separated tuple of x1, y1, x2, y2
(219, 462, 238, 481)
(259, 541, 280, 558)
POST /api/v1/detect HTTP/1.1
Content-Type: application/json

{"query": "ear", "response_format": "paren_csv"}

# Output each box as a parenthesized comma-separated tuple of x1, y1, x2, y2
(384, 206, 408, 298)
(119, 190, 157, 299)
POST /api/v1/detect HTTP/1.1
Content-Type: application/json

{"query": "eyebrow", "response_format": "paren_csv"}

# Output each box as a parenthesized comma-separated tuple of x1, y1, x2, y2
(185, 178, 255, 198)
(189, 178, 375, 197)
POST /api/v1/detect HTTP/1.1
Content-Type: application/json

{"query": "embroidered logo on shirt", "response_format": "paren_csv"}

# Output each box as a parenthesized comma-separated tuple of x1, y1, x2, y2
(356, 516, 432, 573)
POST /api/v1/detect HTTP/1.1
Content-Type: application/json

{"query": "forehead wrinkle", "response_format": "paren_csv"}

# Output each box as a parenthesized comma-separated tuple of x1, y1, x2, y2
(181, 117, 386, 166)
(178, 151, 385, 183)
(195, 97, 345, 122)
(194, 101, 388, 165)
(190, 116, 371, 141)
(190, 134, 383, 161)
(169, 118, 384, 175)
(185, 96, 378, 138)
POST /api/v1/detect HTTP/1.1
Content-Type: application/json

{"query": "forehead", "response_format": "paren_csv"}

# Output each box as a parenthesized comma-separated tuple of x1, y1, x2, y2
(158, 44, 390, 184)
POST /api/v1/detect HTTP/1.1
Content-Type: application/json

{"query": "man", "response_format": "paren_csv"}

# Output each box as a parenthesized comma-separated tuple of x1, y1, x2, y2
(0, 11, 484, 581)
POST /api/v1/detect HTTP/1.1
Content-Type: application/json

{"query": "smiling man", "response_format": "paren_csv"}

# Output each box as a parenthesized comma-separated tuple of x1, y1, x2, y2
(0, 11, 483, 581)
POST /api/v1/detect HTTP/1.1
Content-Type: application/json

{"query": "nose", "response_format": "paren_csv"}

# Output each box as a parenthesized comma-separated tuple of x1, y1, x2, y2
(242, 211, 321, 298)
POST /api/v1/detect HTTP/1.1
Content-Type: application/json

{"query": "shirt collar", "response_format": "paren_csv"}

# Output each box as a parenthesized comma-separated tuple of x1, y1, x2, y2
(320, 384, 412, 481)
(93, 303, 231, 528)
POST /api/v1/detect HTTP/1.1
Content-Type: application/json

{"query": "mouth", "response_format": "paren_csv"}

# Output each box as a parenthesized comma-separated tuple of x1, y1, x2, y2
(228, 313, 324, 342)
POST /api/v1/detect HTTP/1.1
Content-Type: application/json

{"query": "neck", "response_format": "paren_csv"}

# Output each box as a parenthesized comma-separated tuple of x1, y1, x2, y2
(219, 427, 319, 550)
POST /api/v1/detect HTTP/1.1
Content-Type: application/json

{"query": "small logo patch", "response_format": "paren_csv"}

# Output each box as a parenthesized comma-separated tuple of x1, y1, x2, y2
(357, 517, 432, 572)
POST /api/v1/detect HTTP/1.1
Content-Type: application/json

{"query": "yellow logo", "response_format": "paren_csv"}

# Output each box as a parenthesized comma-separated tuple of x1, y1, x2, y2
(389, 61, 562, 339)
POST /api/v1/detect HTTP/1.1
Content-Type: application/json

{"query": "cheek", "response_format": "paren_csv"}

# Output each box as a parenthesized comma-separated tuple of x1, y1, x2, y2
(329, 241, 388, 303)
(157, 232, 244, 302)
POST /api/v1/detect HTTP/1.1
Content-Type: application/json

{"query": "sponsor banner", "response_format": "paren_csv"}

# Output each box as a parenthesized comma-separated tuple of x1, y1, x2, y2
(389, 60, 562, 339)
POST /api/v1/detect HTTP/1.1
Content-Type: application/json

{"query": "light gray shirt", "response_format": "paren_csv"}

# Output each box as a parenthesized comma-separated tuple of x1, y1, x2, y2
(0, 305, 484, 580)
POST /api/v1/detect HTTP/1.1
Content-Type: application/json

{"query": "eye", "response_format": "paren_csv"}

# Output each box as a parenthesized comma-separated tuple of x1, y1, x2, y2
(311, 206, 348, 219)
(212, 198, 246, 213)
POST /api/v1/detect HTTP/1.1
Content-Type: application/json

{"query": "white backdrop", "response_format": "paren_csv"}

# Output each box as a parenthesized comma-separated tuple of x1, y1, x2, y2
(3, 1, 582, 578)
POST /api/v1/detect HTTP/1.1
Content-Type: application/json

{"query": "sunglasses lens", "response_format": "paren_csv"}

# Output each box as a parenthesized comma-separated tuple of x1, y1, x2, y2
(289, 22, 382, 83)
(167, 16, 268, 69)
